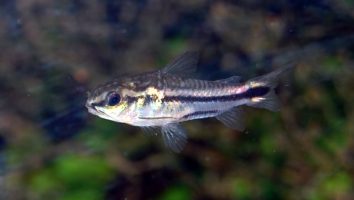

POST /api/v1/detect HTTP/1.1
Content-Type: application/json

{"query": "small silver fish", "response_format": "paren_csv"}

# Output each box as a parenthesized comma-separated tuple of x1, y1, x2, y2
(86, 52, 291, 152)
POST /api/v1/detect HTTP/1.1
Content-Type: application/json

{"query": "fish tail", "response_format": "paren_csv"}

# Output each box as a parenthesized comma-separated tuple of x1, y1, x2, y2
(245, 64, 293, 111)
(250, 64, 293, 89)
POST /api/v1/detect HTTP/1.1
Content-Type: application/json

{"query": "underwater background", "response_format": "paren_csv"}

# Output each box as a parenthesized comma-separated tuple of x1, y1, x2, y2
(0, 0, 353, 199)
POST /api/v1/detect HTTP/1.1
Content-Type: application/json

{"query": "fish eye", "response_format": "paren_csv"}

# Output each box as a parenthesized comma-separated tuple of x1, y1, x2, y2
(107, 92, 121, 106)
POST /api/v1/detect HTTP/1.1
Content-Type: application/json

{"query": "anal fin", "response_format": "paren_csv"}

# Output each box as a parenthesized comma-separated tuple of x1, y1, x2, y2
(216, 107, 245, 131)
(161, 123, 188, 153)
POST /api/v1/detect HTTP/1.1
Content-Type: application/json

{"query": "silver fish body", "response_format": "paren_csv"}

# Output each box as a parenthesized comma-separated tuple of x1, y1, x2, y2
(86, 52, 290, 152)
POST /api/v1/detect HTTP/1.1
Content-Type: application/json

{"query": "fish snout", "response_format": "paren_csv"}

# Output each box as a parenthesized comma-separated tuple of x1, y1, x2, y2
(85, 98, 97, 110)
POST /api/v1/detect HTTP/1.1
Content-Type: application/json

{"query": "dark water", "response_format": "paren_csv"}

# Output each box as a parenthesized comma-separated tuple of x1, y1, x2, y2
(0, 1, 353, 199)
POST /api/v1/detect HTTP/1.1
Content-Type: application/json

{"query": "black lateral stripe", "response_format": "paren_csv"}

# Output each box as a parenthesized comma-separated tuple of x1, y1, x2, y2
(182, 110, 219, 119)
(126, 96, 138, 104)
(243, 86, 270, 98)
(164, 86, 270, 102)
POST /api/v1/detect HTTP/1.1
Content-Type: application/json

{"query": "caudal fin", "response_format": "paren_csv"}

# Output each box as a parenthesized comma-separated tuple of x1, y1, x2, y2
(249, 64, 293, 89)
(246, 64, 293, 111)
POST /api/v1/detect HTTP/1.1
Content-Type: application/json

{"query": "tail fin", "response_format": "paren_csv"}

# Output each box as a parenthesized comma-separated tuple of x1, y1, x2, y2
(249, 64, 293, 89)
(246, 64, 293, 112)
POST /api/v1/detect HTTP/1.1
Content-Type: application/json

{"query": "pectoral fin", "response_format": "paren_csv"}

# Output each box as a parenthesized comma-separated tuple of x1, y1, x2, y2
(161, 123, 187, 153)
(141, 126, 160, 136)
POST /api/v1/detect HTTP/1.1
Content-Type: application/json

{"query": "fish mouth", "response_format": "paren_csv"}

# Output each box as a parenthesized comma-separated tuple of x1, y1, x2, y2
(85, 100, 114, 120)
(86, 104, 98, 115)
(85, 100, 101, 115)
(85, 100, 94, 110)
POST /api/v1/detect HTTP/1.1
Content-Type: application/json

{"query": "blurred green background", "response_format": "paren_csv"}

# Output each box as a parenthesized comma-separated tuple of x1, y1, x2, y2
(0, 0, 353, 199)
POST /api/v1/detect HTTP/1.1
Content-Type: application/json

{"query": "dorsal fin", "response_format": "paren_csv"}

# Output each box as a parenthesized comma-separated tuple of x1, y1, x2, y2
(161, 51, 198, 77)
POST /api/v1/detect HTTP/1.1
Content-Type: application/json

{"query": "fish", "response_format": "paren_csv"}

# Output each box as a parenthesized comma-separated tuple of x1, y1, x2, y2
(86, 52, 292, 152)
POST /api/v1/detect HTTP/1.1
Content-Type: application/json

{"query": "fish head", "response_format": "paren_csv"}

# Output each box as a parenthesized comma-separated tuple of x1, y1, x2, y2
(86, 79, 134, 123)
(86, 75, 155, 125)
